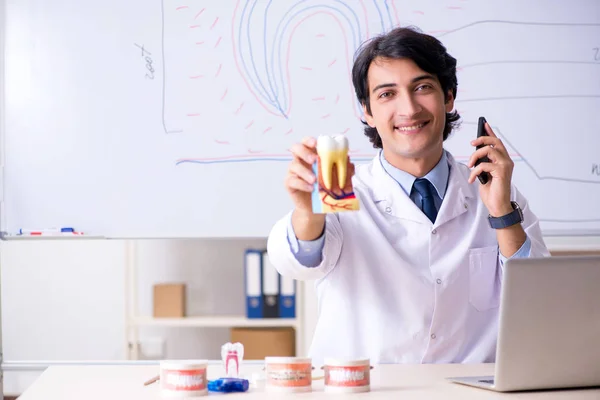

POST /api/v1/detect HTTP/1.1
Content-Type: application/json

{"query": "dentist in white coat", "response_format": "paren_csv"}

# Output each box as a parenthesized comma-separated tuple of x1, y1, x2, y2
(267, 27, 550, 365)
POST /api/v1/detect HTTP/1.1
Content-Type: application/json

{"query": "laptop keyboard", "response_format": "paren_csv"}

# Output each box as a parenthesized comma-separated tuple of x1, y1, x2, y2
(479, 379, 495, 384)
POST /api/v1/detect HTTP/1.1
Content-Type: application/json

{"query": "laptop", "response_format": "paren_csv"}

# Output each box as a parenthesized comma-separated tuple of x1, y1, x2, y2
(448, 255, 600, 392)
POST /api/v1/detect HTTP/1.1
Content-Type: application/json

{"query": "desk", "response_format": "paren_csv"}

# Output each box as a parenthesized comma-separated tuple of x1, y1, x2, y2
(17, 362, 600, 399)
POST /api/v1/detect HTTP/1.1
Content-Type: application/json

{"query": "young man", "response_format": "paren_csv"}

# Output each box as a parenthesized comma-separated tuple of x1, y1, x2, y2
(267, 27, 549, 364)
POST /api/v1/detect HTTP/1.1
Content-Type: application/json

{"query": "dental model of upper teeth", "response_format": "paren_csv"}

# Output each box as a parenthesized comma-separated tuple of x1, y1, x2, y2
(316, 135, 349, 191)
(221, 342, 244, 378)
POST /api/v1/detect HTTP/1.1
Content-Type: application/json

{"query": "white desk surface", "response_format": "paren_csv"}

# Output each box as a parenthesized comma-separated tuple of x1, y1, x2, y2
(17, 362, 600, 399)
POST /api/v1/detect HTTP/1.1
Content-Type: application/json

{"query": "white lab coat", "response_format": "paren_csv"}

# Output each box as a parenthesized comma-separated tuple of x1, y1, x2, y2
(267, 150, 550, 365)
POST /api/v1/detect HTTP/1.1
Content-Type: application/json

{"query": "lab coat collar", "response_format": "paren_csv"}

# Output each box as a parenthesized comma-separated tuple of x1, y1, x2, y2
(369, 149, 477, 227)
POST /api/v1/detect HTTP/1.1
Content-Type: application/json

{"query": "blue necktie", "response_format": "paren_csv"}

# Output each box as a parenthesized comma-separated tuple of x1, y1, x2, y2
(413, 178, 438, 223)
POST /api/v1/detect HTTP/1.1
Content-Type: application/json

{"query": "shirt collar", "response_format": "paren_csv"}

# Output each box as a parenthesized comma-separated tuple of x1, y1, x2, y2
(379, 149, 450, 199)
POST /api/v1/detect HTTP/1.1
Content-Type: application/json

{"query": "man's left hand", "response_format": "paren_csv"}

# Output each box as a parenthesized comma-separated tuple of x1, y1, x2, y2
(467, 121, 515, 217)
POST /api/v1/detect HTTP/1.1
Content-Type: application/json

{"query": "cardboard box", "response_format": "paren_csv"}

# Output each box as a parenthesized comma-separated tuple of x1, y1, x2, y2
(230, 327, 295, 359)
(153, 283, 186, 317)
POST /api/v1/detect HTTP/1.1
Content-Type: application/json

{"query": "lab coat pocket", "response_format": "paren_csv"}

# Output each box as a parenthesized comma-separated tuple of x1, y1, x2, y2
(468, 246, 501, 312)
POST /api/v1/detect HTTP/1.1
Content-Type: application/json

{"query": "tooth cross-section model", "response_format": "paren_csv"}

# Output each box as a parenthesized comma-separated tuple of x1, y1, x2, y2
(221, 342, 244, 378)
(317, 135, 349, 191)
(312, 135, 360, 213)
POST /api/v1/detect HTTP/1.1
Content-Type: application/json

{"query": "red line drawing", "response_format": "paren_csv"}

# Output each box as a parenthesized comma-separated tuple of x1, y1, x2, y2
(448, 6, 463, 10)
(316, 33, 325, 37)
(215, 140, 230, 144)
(215, 36, 222, 48)
(328, 59, 337, 67)
(335, 94, 340, 104)
(190, 24, 201, 29)
(248, 149, 263, 154)
(187, 113, 201, 117)
(176, 6, 189, 11)
(312, 96, 325, 101)
(220, 88, 228, 100)
(391, 0, 400, 25)
(263, 126, 272, 134)
(300, 66, 313, 71)
(321, 114, 331, 119)
(285, 129, 293, 135)
(413, 10, 425, 15)
(284, 11, 359, 120)
(245, 120, 254, 129)
(341, 128, 350, 134)
(195, 8, 205, 19)
(210, 17, 219, 30)
(234, 102, 244, 114)
(190, 75, 204, 79)
(196, 41, 205, 45)
(215, 64, 223, 77)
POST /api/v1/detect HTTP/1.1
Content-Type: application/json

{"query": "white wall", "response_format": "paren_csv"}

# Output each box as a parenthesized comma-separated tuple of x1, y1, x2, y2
(0, 237, 317, 396)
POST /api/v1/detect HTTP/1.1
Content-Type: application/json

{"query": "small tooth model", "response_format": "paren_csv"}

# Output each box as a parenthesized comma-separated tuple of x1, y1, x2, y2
(312, 135, 360, 213)
(221, 342, 244, 378)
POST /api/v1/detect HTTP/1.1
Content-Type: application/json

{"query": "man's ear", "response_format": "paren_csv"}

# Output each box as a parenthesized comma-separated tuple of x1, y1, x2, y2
(362, 104, 376, 127)
(445, 90, 455, 113)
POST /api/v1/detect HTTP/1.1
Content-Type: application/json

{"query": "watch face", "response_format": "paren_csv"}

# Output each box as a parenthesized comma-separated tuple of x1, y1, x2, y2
(511, 201, 524, 220)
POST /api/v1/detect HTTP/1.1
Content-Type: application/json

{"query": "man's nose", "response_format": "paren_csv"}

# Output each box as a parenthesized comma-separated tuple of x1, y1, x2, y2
(395, 92, 422, 118)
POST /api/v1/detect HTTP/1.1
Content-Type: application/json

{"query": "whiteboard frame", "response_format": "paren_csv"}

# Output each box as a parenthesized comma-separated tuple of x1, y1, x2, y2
(0, 0, 6, 397)
(0, 0, 5, 232)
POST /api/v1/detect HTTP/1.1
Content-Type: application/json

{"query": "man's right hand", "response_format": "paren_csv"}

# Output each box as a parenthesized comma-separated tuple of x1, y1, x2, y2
(286, 137, 319, 212)
(285, 137, 325, 241)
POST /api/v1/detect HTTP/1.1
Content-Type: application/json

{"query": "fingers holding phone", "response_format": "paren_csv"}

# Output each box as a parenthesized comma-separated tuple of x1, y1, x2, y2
(467, 117, 515, 216)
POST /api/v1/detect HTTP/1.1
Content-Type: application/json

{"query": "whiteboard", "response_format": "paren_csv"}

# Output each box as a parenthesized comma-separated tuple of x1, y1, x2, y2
(1, 0, 599, 238)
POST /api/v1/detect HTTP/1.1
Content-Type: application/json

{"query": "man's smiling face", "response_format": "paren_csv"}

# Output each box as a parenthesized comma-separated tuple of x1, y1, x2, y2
(363, 57, 455, 168)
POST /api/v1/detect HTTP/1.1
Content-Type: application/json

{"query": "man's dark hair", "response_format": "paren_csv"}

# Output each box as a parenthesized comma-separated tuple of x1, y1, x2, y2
(351, 26, 461, 148)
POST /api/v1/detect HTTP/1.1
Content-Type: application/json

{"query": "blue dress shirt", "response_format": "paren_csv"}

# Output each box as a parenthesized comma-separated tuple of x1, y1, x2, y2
(287, 150, 531, 267)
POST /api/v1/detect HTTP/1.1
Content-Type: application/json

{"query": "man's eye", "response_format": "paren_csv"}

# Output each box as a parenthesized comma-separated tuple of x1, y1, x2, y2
(379, 91, 392, 98)
(416, 84, 433, 91)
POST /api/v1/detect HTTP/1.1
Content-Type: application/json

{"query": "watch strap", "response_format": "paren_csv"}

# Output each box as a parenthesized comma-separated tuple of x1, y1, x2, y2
(488, 201, 523, 229)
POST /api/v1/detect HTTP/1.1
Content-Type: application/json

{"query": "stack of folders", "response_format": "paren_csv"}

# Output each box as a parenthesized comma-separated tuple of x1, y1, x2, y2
(244, 249, 296, 319)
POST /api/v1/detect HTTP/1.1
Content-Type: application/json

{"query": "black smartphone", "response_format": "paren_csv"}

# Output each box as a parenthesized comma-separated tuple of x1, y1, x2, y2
(475, 116, 491, 185)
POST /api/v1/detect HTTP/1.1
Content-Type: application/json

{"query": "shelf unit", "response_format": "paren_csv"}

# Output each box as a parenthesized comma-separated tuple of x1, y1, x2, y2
(124, 241, 305, 359)
(132, 316, 302, 328)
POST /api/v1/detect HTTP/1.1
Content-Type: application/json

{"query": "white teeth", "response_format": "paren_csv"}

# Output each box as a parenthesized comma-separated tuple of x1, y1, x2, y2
(396, 122, 425, 131)
(316, 135, 349, 190)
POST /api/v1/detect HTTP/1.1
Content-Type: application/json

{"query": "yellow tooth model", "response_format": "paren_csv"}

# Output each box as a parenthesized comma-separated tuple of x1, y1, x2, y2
(312, 135, 360, 213)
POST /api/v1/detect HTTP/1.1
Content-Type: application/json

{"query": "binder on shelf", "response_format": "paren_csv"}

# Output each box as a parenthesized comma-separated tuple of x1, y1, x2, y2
(261, 251, 280, 318)
(279, 273, 296, 319)
(244, 249, 263, 318)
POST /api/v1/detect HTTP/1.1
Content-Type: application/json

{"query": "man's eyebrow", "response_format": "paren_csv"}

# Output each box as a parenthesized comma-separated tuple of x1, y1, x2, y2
(371, 83, 396, 93)
(411, 74, 436, 83)
(371, 74, 437, 93)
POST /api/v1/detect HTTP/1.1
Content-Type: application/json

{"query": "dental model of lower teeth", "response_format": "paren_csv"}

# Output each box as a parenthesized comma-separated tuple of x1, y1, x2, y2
(312, 135, 360, 213)
(316, 135, 349, 191)
(221, 342, 244, 378)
